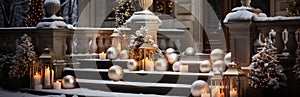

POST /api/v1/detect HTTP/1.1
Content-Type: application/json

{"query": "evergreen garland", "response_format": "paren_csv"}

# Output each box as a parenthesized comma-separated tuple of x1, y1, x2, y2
(114, 0, 135, 28)
(248, 37, 287, 89)
(286, 0, 300, 16)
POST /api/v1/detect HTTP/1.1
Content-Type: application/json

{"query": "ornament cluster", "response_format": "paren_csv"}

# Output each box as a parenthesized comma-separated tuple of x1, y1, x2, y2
(286, 0, 300, 16)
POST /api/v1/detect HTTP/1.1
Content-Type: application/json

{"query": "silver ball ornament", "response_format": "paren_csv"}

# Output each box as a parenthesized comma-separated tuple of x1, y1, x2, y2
(62, 75, 76, 89)
(165, 48, 175, 58)
(119, 50, 129, 59)
(224, 52, 232, 66)
(108, 65, 124, 81)
(199, 60, 212, 73)
(155, 58, 168, 71)
(107, 47, 119, 60)
(172, 61, 182, 72)
(213, 60, 226, 72)
(210, 49, 225, 62)
(127, 59, 138, 71)
(191, 80, 210, 97)
(167, 53, 179, 64)
(184, 47, 195, 56)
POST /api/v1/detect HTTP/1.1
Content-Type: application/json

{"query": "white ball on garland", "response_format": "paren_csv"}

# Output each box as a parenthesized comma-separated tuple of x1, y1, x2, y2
(172, 61, 182, 72)
(119, 50, 129, 59)
(106, 47, 119, 60)
(199, 60, 212, 73)
(213, 60, 226, 72)
(165, 48, 176, 57)
(167, 53, 179, 64)
(62, 75, 76, 89)
(184, 47, 195, 56)
(191, 80, 210, 97)
(210, 49, 225, 62)
(155, 58, 168, 71)
(224, 52, 232, 66)
(127, 59, 138, 71)
(108, 65, 124, 81)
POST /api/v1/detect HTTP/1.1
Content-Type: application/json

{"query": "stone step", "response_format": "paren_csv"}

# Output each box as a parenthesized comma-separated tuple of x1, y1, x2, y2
(62, 68, 213, 85)
(74, 78, 193, 96)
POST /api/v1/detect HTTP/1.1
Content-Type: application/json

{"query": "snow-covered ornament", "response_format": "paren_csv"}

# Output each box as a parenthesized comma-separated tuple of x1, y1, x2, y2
(62, 75, 76, 89)
(199, 60, 212, 73)
(184, 47, 195, 56)
(108, 65, 124, 81)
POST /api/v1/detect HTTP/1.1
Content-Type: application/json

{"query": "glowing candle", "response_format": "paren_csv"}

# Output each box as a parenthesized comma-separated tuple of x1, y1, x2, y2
(99, 52, 106, 60)
(179, 65, 188, 72)
(44, 67, 54, 87)
(230, 89, 237, 97)
(201, 92, 210, 97)
(53, 81, 61, 90)
(33, 73, 41, 86)
(34, 84, 42, 90)
(145, 58, 154, 71)
(212, 87, 220, 97)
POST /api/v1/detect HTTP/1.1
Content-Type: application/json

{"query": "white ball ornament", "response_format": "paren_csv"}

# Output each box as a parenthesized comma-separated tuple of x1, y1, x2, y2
(107, 47, 119, 60)
(213, 60, 226, 72)
(119, 50, 129, 59)
(210, 49, 225, 62)
(165, 48, 176, 57)
(167, 53, 179, 64)
(108, 65, 124, 81)
(184, 47, 195, 56)
(191, 80, 210, 97)
(224, 52, 232, 66)
(199, 60, 212, 73)
(127, 59, 138, 71)
(62, 75, 76, 89)
(155, 58, 168, 71)
(172, 61, 182, 72)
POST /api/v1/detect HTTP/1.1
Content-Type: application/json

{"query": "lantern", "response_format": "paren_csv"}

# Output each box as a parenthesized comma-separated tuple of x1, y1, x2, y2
(210, 71, 224, 97)
(139, 43, 155, 71)
(223, 62, 246, 97)
(39, 48, 54, 88)
(29, 61, 41, 89)
(111, 29, 122, 53)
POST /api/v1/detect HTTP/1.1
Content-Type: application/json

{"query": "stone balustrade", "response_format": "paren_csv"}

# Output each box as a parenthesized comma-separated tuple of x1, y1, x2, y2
(224, 10, 300, 67)
(0, 27, 184, 60)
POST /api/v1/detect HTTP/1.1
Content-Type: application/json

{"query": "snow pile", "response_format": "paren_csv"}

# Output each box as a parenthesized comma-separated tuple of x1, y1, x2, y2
(224, 6, 300, 23)
(0, 87, 66, 97)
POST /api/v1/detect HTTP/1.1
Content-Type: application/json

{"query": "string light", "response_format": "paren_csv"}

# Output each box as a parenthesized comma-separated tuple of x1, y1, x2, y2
(114, 0, 135, 28)
(26, 0, 43, 27)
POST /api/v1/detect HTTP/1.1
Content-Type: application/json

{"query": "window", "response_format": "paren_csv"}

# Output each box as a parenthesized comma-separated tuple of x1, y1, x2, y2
(153, 0, 174, 17)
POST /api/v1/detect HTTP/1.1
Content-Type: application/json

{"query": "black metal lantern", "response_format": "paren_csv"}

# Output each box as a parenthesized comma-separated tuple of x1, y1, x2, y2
(39, 48, 54, 88)
(223, 62, 246, 97)
(139, 43, 155, 71)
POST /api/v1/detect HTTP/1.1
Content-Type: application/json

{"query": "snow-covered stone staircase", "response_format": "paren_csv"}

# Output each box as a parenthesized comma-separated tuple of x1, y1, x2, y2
(62, 56, 212, 96)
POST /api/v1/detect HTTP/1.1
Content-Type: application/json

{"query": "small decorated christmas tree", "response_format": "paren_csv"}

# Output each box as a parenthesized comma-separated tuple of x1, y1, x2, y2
(248, 37, 287, 89)
(9, 34, 37, 78)
(286, 0, 300, 16)
(114, 0, 136, 27)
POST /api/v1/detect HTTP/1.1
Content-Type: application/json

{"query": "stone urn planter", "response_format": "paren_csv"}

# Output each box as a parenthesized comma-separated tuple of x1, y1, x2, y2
(44, 0, 61, 17)
(139, 0, 153, 10)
